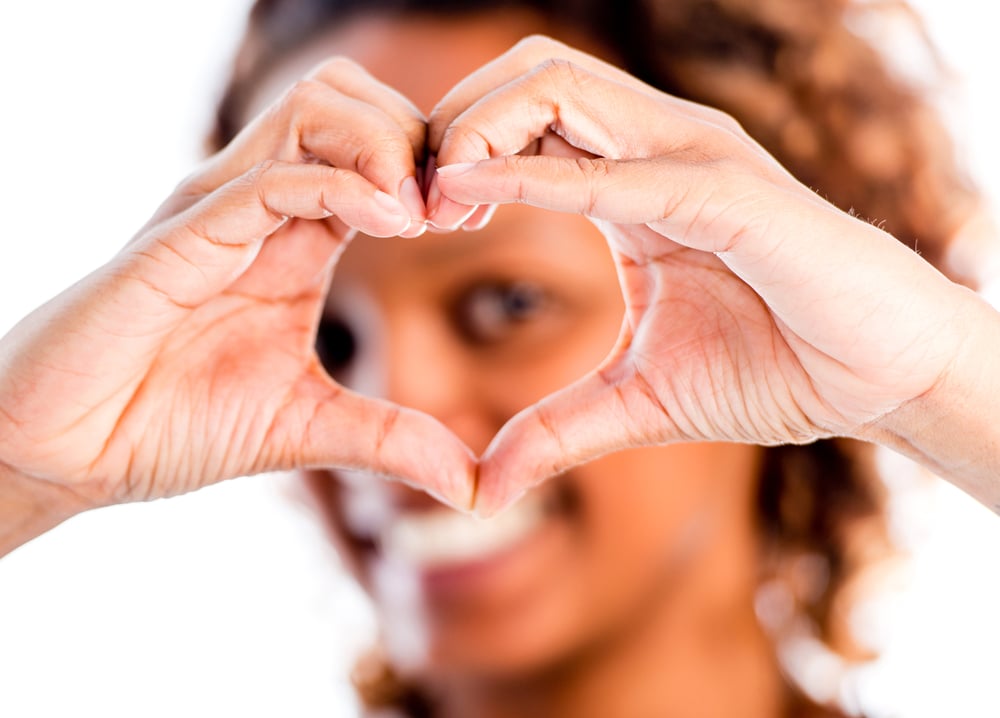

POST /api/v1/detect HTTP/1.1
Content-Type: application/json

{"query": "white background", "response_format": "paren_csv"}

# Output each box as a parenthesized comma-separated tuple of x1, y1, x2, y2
(1, 2, 999, 717)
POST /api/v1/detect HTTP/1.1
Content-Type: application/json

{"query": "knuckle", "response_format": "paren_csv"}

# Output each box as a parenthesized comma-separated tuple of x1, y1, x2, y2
(310, 55, 363, 80)
(579, 161, 605, 214)
(270, 80, 334, 149)
(275, 79, 325, 120)
(515, 35, 577, 78)
(401, 115, 428, 146)
(426, 102, 448, 127)
(502, 158, 530, 204)
(534, 57, 585, 89)
(426, 104, 457, 148)
(514, 34, 565, 59)
(242, 160, 287, 220)
(246, 158, 279, 182)
(706, 105, 743, 134)
(355, 133, 409, 178)
(579, 156, 610, 178)
(442, 123, 491, 161)
(173, 170, 211, 200)
(536, 56, 572, 73)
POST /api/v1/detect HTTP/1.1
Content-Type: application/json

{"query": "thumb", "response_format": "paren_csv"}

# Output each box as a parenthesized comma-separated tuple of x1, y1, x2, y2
(435, 154, 668, 224)
(475, 357, 681, 516)
(269, 369, 479, 511)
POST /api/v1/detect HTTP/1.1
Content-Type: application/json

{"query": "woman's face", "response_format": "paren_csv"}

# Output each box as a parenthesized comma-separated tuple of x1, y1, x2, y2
(258, 11, 764, 679)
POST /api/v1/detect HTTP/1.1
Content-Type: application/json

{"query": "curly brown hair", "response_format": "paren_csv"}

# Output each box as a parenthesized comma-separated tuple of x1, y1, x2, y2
(209, 1, 981, 716)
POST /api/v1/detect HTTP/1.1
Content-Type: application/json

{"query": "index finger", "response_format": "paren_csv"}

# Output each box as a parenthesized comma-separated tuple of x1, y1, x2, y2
(427, 34, 663, 154)
(425, 35, 724, 229)
(308, 57, 428, 161)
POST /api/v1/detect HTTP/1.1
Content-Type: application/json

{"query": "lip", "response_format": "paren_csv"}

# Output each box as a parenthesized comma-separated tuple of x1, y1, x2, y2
(416, 515, 565, 600)
(382, 488, 548, 564)
(352, 480, 576, 605)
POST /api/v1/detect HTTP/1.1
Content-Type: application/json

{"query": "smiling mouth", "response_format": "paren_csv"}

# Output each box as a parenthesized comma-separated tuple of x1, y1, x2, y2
(380, 488, 554, 570)
(334, 471, 579, 583)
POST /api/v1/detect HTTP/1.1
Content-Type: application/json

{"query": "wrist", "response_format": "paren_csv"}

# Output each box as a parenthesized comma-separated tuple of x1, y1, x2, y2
(0, 461, 94, 557)
(858, 285, 1000, 513)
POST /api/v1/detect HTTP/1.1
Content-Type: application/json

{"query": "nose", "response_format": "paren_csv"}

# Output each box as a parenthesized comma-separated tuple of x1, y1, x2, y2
(379, 307, 499, 457)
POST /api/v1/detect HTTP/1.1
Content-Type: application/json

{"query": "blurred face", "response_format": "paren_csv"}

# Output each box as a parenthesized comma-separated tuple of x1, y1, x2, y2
(255, 11, 764, 680)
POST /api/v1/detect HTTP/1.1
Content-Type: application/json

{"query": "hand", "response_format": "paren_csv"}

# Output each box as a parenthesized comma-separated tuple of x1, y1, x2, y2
(426, 36, 984, 515)
(0, 57, 476, 537)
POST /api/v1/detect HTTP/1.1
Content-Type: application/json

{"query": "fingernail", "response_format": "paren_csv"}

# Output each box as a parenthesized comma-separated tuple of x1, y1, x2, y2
(373, 189, 409, 219)
(425, 174, 443, 217)
(397, 175, 426, 221)
(426, 166, 478, 230)
(399, 220, 427, 238)
(428, 197, 478, 231)
(436, 161, 477, 178)
(462, 203, 498, 232)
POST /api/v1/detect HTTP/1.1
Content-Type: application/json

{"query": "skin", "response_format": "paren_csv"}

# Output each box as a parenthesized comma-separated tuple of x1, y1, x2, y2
(422, 36, 1000, 515)
(1, 5, 999, 718)
(279, 14, 781, 716)
(307, 214, 776, 711)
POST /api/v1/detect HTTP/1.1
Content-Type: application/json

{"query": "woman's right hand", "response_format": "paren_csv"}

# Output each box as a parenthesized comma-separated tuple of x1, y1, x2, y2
(425, 36, 1000, 516)
(0, 58, 476, 553)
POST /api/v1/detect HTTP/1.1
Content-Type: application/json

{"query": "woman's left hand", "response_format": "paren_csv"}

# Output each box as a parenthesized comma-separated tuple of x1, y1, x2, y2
(425, 36, 1000, 515)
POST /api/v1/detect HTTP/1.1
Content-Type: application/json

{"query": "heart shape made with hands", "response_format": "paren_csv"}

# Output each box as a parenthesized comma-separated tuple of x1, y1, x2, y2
(349, 155, 759, 520)
(337, 151, 633, 519)
(308, 35, 955, 520)
(0, 37, 963, 543)
(312, 47, 752, 518)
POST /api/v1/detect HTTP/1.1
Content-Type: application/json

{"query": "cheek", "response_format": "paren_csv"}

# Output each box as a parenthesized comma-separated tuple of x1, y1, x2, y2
(476, 300, 624, 416)
(564, 443, 762, 622)
(429, 446, 731, 672)
(582, 447, 720, 542)
(569, 450, 713, 598)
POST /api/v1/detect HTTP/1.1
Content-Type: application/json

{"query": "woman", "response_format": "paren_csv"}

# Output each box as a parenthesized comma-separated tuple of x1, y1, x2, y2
(1, 1, 999, 717)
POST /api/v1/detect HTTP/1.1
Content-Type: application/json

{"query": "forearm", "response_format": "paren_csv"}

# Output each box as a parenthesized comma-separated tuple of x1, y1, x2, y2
(861, 285, 1000, 513)
(0, 462, 92, 557)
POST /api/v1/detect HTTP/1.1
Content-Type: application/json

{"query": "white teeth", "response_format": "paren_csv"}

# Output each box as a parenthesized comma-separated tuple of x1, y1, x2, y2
(382, 493, 547, 569)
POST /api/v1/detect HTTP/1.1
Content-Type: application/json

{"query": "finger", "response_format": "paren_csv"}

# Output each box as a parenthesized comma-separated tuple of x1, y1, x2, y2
(425, 171, 479, 231)
(435, 152, 801, 254)
(474, 357, 680, 517)
(307, 57, 427, 161)
(427, 35, 668, 153)
(428, 59, 686, 232)
(460, 203, 498, 231)
(196, 79, 425, 223)
(119, 160, 412, 312)
(276, 367, 478, 511)
(441, 59, 705, 170)
(428, 130, 592, 231)
(424, 37, 637, 230)
(426, 37, 752, 230)
(440, 153, 955, 410)
(421, 149, 478, 232)
(435, 154, 678, 225)
(307, 59, 430, 229)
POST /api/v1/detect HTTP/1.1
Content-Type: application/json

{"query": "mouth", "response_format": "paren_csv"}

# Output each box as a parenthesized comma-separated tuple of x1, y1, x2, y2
(381, 488, 552, 570)
(337, 474, 576, 585)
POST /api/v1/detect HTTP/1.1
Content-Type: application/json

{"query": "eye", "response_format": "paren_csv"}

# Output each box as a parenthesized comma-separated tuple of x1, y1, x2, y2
(315, 315, 356, 375)
(453, 281, 548, 345)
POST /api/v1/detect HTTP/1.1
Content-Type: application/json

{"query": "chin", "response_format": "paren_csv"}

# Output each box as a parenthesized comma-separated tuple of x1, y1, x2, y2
(344, 476, 597, 679)
(420, 609, 586, 680)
